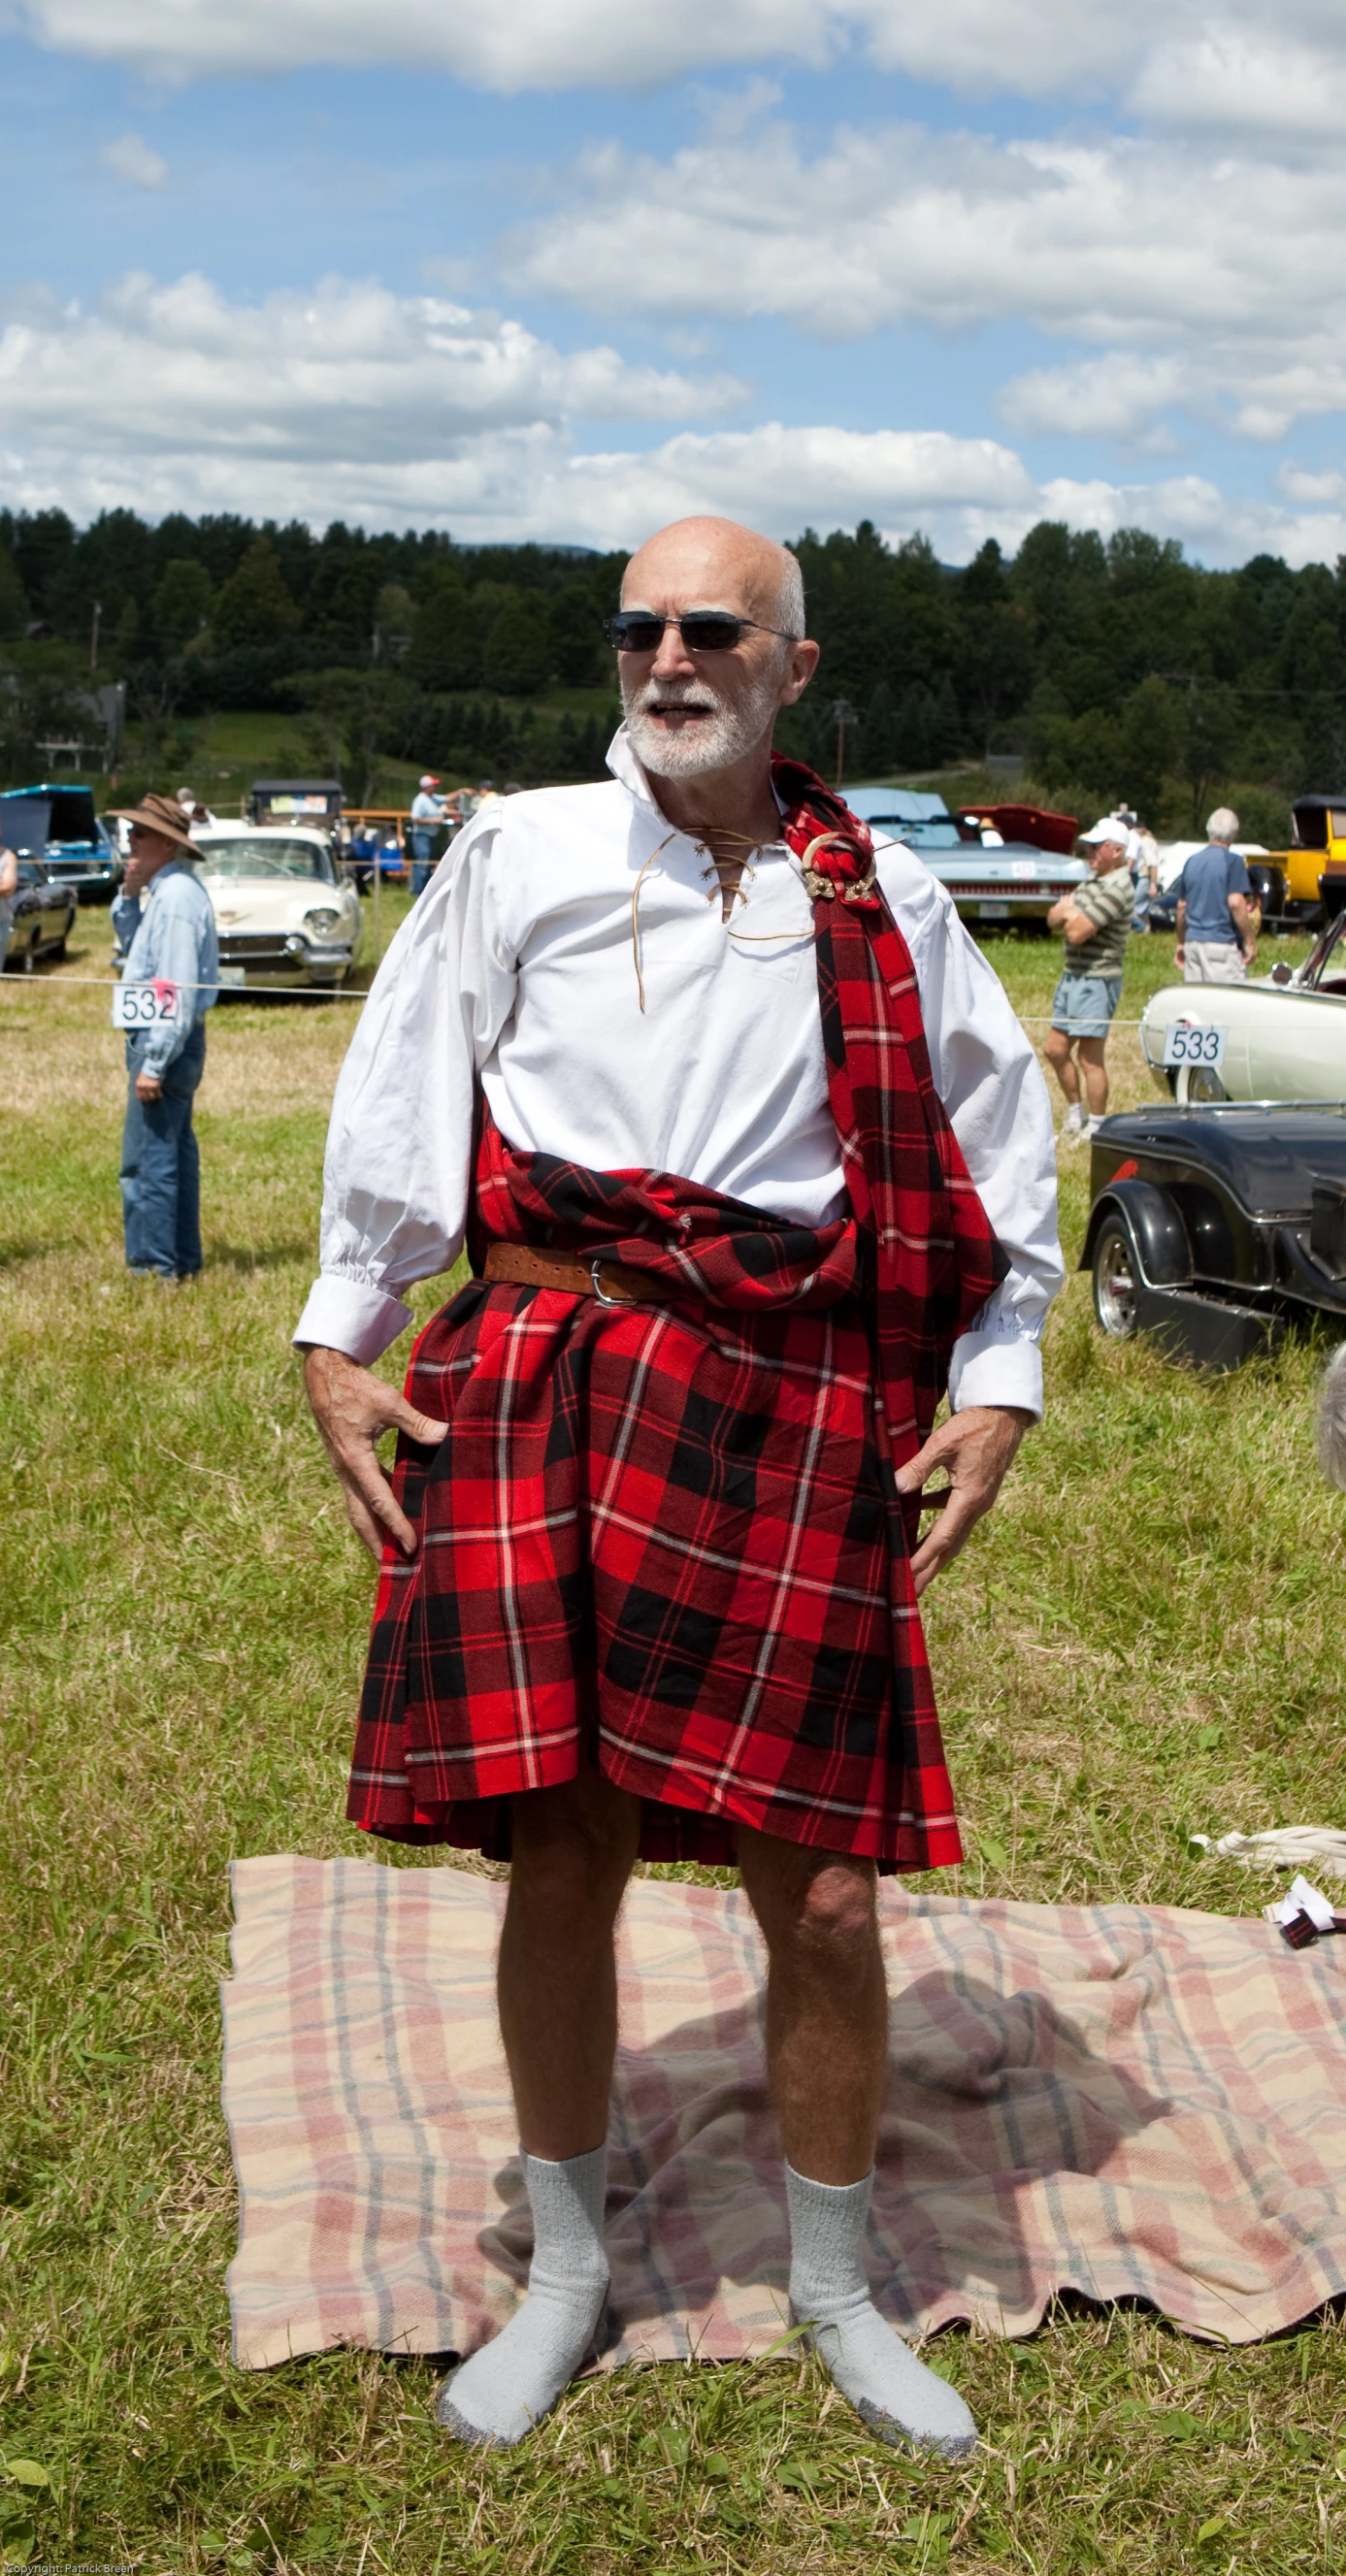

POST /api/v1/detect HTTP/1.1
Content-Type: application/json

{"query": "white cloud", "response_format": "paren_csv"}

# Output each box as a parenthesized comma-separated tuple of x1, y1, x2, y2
(0, 270, 1341, 568)
(503, 110, 1346, 444)
(0, 273, 744, 468)
(8, 0, 1346, 120)
(98, 131, 168, 189)
(1130, 28, 1346, 134)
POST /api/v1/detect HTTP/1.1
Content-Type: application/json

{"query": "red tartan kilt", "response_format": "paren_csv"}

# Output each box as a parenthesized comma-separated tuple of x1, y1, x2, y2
(348, 1280, 963, 1872)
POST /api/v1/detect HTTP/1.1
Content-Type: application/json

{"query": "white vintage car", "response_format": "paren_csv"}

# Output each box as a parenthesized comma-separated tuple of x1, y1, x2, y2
(1139, 910, 1346, 1102)
(191, 825, 363, 991)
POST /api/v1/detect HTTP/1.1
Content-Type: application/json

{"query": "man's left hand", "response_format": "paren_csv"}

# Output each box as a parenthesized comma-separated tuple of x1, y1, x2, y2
(893, 1405, 1034, 1598)
(135, 1068, 164, 1102)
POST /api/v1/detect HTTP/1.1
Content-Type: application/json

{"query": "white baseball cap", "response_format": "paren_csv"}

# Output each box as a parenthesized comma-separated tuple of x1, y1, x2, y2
(418, 772, 440, 789)
(1080, 814, 1130, 846)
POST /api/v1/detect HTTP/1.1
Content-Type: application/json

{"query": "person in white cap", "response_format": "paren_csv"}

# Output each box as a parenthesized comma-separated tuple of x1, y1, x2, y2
(1043, 817, 1134, 1142)
(410, 773, 446, 900)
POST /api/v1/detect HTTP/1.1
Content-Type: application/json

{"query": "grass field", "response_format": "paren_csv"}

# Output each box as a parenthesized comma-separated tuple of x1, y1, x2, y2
(1, 897, 1344, 2575)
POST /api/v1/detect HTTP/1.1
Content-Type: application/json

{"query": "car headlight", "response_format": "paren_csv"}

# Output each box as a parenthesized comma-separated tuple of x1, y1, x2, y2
(304, 907, 343, 938)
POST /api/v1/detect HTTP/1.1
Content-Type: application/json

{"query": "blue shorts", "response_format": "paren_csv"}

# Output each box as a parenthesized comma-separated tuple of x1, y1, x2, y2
(1051, 970, 1122, 1039)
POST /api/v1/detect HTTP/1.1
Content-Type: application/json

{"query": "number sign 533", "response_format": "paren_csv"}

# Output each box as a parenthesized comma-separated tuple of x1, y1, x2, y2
(1163, 1022, 1228, 1069)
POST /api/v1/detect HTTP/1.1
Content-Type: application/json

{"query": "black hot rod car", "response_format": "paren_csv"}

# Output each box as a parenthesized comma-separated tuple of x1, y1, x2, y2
(1082, 1105, 1346, 1367)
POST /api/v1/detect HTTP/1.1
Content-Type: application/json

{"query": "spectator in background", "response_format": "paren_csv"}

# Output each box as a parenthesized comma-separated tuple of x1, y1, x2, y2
(1121, 809, 1160, 930)
(410, 773, 445, 899)
(110, 793, 219, 1283)
(1175, 808, 1256, 984)
(1044, 817, 1135, 1143)
(0, 837, 16, 975)
(347, 817, 378, 892)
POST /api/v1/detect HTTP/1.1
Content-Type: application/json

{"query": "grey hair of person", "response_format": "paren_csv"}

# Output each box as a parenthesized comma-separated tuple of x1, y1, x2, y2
(776, 547, 805, 643)
(1205, 806, 1240, 843)
(1318, 1344, 1346, 1492)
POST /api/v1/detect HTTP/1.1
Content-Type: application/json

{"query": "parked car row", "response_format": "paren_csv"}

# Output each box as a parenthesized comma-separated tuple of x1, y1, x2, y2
(3, 859, 77, 970)
(849, 787, 1088, 925)
(0, 783, 121, 900)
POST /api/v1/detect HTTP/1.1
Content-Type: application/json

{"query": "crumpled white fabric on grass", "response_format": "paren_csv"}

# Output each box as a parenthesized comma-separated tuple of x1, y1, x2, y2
(1264, 1875, 1340, 1932)
(1191, 1827, 1346, 1880)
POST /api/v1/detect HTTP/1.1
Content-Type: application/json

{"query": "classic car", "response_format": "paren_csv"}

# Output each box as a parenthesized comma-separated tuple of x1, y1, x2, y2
(189, 825, 363, 990)
(246, 777, 345, 830)
(1264, 795, 1346, 929)
(1082, 1102, 1346, 1367)
(3, 857, 77, 969)
(0, 782, 121, 899)
(1137, 908, 1346, 1104)
(846, 786, 1087, 926)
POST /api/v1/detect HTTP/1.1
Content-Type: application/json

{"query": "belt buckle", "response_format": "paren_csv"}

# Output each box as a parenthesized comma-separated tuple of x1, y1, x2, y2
(589, 1255, 626, 1305)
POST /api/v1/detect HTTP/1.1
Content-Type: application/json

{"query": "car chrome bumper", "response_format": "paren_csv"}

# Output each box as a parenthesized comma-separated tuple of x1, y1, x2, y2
(216, 936, 355, 988)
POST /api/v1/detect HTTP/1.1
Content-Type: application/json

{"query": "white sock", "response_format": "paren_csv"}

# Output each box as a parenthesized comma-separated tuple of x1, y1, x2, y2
(1064, 1102, 1084, 1130)
(438, 2145, 609, 2448)
(786, 2163, 978, 2461)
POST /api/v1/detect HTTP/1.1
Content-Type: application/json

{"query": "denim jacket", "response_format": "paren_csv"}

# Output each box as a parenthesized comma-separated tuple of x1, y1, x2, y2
(112, 861, 220, 1076)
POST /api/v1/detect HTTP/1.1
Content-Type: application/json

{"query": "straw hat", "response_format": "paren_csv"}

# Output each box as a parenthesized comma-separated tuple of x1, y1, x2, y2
(110, 791, 198, 853)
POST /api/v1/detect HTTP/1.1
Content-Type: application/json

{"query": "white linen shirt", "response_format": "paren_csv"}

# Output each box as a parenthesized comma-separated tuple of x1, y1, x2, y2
(295, 729, 1063, 1413)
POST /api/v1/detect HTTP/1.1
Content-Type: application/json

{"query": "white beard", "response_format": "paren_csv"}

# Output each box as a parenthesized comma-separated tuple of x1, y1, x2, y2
(621, 666, 783, 780)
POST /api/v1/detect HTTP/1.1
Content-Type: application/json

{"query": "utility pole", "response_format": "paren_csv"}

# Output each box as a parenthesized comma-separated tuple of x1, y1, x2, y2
(90, 600, 102, 672)
(830, 698, 857, 791)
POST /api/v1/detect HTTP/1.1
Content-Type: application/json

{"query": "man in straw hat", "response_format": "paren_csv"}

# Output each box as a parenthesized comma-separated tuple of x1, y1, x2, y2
(296, 517, 1063, 2460)
(110, 791, 219, 1282)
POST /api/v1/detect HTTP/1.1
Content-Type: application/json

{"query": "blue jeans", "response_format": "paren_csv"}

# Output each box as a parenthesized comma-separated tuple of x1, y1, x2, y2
(410, 831, 436, 899)
(120, 1025, 207, 1277)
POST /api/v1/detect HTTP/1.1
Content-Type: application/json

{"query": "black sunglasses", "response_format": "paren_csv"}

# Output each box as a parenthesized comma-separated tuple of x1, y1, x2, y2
(604, 610, 800, 654)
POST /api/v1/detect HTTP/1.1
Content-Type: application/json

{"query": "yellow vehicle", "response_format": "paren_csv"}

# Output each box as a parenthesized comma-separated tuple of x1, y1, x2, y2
(1266, 795, 1346, 927)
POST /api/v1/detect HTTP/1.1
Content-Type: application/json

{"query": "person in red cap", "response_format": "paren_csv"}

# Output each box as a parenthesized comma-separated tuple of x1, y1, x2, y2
(410, 773, 446, 899)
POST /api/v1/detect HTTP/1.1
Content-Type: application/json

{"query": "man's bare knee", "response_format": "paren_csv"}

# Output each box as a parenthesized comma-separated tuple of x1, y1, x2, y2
(741, 1834, 877, 1963)
(509, 1770, 640, 1915)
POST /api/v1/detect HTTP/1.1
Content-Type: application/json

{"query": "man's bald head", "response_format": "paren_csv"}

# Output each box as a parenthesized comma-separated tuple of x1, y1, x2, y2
(622, 517, 804, 638)
(615, 516, 816, 787)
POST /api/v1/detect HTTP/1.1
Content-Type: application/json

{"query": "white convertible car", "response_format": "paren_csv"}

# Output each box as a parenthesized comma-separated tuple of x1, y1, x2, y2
(191, 825, 363, 991)
(1139, 910, 1346, 1102)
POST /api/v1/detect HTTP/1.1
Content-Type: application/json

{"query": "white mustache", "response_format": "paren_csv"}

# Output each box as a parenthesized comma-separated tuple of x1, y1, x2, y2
(633, 680, 721, 714)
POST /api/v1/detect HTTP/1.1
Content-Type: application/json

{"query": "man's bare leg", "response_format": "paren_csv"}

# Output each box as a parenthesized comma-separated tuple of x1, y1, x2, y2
(440, 1766, 640, 2447)
(738, 1827, 977, 2459)
(499, 1767, 642, 2158)
(1077, 1034, 1109, 1118)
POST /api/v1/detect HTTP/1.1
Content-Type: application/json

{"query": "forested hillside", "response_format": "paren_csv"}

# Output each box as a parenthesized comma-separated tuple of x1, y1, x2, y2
(4, 504, 1345, 831)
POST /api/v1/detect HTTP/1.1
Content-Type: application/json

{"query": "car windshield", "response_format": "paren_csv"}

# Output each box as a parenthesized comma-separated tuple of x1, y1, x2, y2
(198, 836, 335, 884)
(16, 860, 47, 886)
(1304, 912, 1346, 992)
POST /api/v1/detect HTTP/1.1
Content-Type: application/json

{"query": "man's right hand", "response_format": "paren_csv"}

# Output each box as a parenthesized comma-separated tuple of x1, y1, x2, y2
(302, 1346, 448, 1561)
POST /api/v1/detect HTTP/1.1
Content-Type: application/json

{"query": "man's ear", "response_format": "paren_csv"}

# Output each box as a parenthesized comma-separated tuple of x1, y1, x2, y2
(779, 638, 820, 706)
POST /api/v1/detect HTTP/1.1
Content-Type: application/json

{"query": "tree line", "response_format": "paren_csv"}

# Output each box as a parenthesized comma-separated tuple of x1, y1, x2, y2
(4, 503, 1346, 826)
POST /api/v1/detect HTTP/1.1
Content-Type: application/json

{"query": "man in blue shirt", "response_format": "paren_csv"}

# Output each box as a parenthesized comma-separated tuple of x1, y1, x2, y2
(1175, 807, 1257, 983)
(409, 773, 446, 899)
(110, 792, 220, 1282)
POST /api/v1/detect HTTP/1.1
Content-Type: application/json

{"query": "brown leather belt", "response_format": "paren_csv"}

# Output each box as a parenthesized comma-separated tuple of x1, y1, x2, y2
(482, 1240, 686, 1306)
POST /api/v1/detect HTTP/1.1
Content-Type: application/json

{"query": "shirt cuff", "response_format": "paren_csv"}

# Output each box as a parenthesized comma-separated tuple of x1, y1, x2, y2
(946, 1329, 1043, 1418)
(292, 1272, 414, 1364)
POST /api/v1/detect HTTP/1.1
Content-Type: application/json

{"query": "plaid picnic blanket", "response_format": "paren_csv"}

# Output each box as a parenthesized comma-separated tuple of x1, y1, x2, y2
(222, 1857, 1346, 2369)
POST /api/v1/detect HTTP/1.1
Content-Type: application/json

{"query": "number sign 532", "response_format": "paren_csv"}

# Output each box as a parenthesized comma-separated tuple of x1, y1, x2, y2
(112, 978, 179, 1030)
(1163, 1022, 1228, 1069)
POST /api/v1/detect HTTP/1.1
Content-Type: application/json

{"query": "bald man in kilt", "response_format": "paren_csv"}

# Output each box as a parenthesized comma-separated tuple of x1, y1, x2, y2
(297, 517, 1062, 2459)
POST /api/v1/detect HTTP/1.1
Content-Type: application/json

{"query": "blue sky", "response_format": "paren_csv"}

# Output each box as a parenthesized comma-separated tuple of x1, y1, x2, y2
(3, 0, 1346, 564)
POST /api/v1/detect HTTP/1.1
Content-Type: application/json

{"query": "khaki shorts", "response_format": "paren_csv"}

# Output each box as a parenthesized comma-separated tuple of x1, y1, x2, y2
(1184, 942, 1248, 985)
